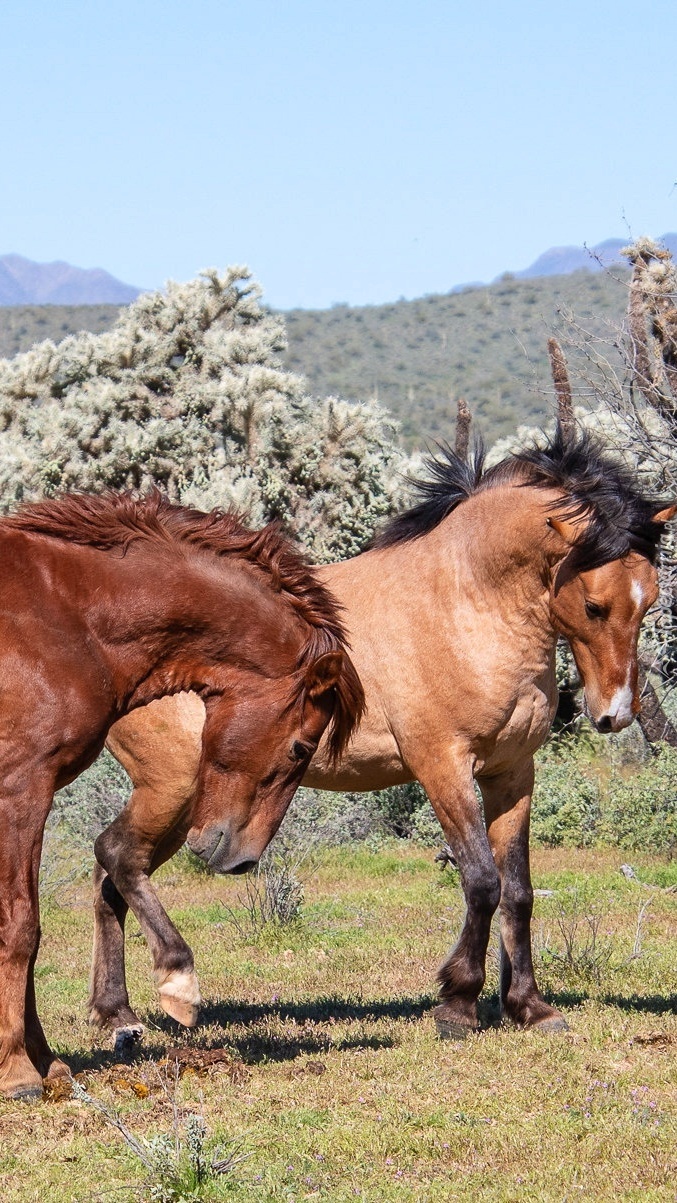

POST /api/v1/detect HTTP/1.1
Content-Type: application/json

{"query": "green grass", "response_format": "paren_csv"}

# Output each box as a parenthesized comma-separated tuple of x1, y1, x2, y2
(1, 843, 676, 1201)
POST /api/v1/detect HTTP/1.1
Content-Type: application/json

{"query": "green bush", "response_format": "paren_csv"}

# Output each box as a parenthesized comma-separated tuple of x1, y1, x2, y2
(52, 749, 131, 845)
(531, 734, 677, 855)
(531, 742, 602, 847)
(602, 744, 677, 854)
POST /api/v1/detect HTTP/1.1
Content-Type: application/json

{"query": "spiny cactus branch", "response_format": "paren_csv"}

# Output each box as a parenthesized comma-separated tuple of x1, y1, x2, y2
(547, 338, 575, 436)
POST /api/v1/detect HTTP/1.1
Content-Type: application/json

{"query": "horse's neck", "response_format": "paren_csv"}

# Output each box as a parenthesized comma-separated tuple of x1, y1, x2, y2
(323, 484, 559, 667)
(63, 542, 300, 709)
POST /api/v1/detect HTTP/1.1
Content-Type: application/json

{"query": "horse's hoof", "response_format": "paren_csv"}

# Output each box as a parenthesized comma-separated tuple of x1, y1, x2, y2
(531, 1014, 570, 1034)
(159, 994, 200, 1028)
(42, 1057, 71, 1081)
(158, 969, 201, 1028)
(433, 1006, 479, 1041)
(113, 1025, 145, 1056)
(6, 1080, 44, 1102)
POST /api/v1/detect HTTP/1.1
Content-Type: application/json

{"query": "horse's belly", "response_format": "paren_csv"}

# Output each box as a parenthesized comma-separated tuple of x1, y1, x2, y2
(303, 720, 411, 792)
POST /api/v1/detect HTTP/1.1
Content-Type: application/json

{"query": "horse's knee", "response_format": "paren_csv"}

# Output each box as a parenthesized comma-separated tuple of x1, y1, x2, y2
(94, 817, 147, 891)
(501, 879, 534, 925)
(464, 863, 501, 918)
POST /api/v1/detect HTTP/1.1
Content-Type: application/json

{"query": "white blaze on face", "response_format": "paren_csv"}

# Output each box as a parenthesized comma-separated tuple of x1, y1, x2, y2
(631, 578, 645, 611)
(600, 579, 646, 729)
(605, 681, 635, 727)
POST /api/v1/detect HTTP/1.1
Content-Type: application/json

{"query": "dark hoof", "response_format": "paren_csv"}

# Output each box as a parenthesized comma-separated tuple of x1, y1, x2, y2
(113, 1024, 145, 1056)
(433, 1006, 479, 1041)
(7, 1081, 44, 1102)
(531, 1015, 570, 1034)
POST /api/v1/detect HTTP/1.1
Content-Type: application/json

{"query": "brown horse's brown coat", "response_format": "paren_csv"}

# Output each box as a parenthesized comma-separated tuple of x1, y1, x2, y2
(97, 440, 675, 1040)
(0, 493, 362, 1099)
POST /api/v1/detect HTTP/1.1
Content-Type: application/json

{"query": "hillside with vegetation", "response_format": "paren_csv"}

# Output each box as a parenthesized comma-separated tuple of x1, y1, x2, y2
(0, 269, 631, 447)
(284, 269, 630, 446)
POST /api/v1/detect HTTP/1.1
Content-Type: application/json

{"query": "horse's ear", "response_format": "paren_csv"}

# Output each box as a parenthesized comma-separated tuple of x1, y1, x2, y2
(305, 651, 344, 698)
(546, 514, 585, 545)
(652, 503, 677, 523)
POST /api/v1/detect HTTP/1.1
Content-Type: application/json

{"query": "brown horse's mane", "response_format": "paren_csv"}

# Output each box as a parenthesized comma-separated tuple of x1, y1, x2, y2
(5, 490, 364, 763)
(374, 421, 669, 572)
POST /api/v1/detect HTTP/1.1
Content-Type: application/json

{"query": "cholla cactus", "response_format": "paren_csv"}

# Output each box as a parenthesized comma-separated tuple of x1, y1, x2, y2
(0, 267, 407, 560)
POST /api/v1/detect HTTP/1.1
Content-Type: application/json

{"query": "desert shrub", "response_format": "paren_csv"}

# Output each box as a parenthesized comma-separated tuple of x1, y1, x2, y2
(531, 738, 603, 847)
(367, 781, 444, 844)
(272, 782, 444, 850)
(39, 751, 131, 900)
(0, 267, 408, 563)
(602, 743, 677, 854)
(277, 788, 389, 847)
(51, 748, 131, 846)
(532, 733, 677, 854)
(367, 781, 427, 837)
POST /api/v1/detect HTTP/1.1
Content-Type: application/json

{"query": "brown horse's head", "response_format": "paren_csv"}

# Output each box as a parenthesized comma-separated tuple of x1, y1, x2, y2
(547, 505, 676, 732)
(186, 649, 363, 872)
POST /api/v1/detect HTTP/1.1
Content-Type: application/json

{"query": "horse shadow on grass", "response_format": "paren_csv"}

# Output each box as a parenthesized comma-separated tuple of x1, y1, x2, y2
(64, 987, 677, 1077)
(543, 989, 677, 1016)
(64, 993, 429, 1076)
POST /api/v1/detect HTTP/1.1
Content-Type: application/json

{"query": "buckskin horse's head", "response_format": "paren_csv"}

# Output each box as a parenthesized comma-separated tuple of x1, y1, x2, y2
(547, 504, 676, 732)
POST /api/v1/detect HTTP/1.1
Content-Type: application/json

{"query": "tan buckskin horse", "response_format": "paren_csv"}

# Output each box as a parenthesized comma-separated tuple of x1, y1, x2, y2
(0, 492, 362, 1099)
(91, 425, 675, 1044)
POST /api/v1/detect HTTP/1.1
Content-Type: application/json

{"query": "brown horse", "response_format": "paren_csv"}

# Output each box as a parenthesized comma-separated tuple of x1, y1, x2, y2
(93, 424, 675, 1042)
(0, 491, 362, 1100)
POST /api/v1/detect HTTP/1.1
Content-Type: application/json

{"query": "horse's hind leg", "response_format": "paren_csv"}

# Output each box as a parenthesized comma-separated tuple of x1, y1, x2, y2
(479, 760, 568, 1031)
(89, 859, 144, 1042)
(90, 802, 199, 1036)
(417, 754, 501, 1038)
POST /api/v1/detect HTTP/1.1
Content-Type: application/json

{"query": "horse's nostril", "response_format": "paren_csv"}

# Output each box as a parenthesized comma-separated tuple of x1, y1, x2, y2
(595, 715, 613, 733)
(229, 859, 258, 876)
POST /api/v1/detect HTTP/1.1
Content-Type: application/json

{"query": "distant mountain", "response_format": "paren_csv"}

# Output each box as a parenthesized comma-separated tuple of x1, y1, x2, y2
(0, 255, 142, 306)
(511, 233, 677, 280)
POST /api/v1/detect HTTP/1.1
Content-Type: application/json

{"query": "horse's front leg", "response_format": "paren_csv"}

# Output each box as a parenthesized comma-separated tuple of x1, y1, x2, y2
(0, 778, 66, 1099)
(417, 752, 501, 1037)
(479, 759, 568, 1031)
(91, 803, 200, 1034)
(24, 943, 71, 1083)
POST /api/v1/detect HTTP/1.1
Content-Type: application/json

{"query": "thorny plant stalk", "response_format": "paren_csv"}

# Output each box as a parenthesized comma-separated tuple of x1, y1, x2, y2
(71, 1078, 156, 1172)
(540, 890, 655, 986)
(222, 837, 316, 936)
(71, 1076, 248, 1200)
(630, 896, 654, 960)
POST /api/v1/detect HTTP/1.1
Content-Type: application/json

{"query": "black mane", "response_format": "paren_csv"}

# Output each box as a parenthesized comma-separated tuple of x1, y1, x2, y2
(373, 423, 668, 571)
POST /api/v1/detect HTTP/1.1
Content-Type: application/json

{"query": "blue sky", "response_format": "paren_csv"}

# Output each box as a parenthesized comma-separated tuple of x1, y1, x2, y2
(2, 0, 676, 309)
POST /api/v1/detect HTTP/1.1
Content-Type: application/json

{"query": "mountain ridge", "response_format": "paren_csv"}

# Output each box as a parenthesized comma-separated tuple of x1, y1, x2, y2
(0, 254, 141, 306)
(2, 234, 676, 307)
(509, 233, 677, 281)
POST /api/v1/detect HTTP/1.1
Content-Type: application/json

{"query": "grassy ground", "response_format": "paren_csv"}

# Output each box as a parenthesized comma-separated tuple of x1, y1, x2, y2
(1, 844, 675, 1202)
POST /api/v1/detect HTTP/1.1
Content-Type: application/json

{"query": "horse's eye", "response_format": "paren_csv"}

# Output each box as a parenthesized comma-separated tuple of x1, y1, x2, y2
(585, 600, 605, 620)
(290, 740, 314, 762)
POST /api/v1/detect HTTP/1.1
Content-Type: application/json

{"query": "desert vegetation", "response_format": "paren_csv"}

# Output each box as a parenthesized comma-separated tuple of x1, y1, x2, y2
(0, 243, 676, 1197)
(0, 842, 675, 1201)
(0, 267, 630, 447)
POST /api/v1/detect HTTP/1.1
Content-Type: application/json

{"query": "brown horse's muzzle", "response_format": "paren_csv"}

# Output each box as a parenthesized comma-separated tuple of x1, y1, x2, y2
(187, 823, 258, 874)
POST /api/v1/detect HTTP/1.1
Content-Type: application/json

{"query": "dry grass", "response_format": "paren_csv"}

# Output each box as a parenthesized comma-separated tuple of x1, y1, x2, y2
(1, 844, 676, 1201)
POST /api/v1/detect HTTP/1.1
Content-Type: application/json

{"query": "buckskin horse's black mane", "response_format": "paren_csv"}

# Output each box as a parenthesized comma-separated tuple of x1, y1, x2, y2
(373, 421, 668, 571)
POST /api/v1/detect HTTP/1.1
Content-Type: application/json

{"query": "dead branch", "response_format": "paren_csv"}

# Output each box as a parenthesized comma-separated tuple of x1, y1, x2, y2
(547, 338, 575, 435)
(454, 397, 472, 461)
